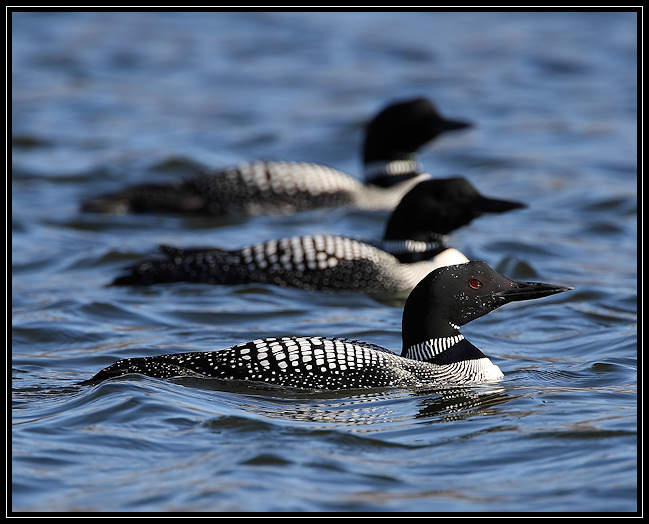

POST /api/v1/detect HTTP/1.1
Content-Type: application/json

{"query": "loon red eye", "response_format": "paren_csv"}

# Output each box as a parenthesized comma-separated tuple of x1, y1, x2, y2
(469, 278, 482, 289)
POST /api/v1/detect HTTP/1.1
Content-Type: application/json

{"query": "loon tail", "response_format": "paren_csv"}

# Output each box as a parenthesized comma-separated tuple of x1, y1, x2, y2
(111, 245, 238, 286)
(81, 182, 206, 214)
(79, 356, 205, 385)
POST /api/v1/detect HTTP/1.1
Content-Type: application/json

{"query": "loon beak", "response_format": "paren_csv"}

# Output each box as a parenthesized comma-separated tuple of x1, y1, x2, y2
(496, 280, 573, 303)
(476, 195, 527, 214)
(437, 117, 473, 132)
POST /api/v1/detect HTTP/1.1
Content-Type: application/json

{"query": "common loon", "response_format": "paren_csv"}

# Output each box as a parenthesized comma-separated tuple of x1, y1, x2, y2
(84, 261, 572, 389)
(111, 177, 525, 295)
(80, 98, 471, 216)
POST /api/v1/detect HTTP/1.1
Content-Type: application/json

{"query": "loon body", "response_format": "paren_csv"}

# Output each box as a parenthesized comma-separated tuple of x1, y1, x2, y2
(81, 98, 471, 216)
(111, 177, 525, 295)
(84, 261, 572, 389)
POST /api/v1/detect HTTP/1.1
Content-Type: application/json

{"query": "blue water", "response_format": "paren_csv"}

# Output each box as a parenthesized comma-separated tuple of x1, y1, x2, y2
(11, 11, 637, 513)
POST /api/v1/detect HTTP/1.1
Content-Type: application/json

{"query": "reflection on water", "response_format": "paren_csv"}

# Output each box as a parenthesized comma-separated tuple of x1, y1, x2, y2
(139, 375, 512, 431)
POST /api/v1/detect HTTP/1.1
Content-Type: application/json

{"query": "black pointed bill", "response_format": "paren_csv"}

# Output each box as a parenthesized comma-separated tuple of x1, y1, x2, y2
(496, 280, 573, 304)
(477, 195, 527, 213)
(437, 117, 473, 132)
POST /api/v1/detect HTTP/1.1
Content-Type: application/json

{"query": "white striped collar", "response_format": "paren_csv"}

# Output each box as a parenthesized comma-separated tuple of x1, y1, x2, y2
(376, 236, 447, 255)
(363, 159, 424, 181)
(404, 331, 465, 362)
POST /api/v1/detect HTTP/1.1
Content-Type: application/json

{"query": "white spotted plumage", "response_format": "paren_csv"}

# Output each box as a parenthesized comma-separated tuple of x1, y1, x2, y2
(141, 234, 466, 296)
(93, 335, 502, 390)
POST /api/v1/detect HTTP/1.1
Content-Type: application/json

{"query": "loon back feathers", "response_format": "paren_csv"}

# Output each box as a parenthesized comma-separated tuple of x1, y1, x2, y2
(111, 235, 444, 294)
(183, 161, 364, 215)
(87, 262, 572, 389)
(81, 161, 364, 216)
(81, 97, 471, 216)
(81, 336, 499, 390)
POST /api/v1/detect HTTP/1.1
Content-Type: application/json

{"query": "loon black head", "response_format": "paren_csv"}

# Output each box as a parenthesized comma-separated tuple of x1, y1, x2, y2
(400, 261, 572, 354)
(362, 97, 472, 166)
(383, 177, 526, 241)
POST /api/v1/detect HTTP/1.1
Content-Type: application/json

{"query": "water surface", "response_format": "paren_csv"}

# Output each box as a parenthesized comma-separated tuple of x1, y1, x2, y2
(12, 11, 637, 513)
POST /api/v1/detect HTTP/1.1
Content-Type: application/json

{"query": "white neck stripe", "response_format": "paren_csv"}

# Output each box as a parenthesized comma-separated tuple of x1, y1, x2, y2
(364, 159, 423, 181)
(405, 333, 465, 361)
(377, 237, 447, 255)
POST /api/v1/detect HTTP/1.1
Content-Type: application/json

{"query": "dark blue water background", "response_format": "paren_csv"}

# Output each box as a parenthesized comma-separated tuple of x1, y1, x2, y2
(12, 11, 637, 512)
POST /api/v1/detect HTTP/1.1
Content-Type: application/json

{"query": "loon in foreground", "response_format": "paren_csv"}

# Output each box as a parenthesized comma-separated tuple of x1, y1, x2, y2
(84, 261, 572, 389)
(81, 98, 471, 216)
(111, 177, 525, 295)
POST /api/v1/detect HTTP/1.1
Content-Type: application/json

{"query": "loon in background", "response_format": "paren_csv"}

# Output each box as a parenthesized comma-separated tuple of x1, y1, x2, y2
(81, 98, 471, 216)
(111, 177, 525, 296)
(84, 261, 572, 389)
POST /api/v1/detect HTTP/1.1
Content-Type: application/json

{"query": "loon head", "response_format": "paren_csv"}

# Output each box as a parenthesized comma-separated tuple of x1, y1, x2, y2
(401, 261, 572, 352)
(383, 177, 526, 241)
(362, 97, 472, 165)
